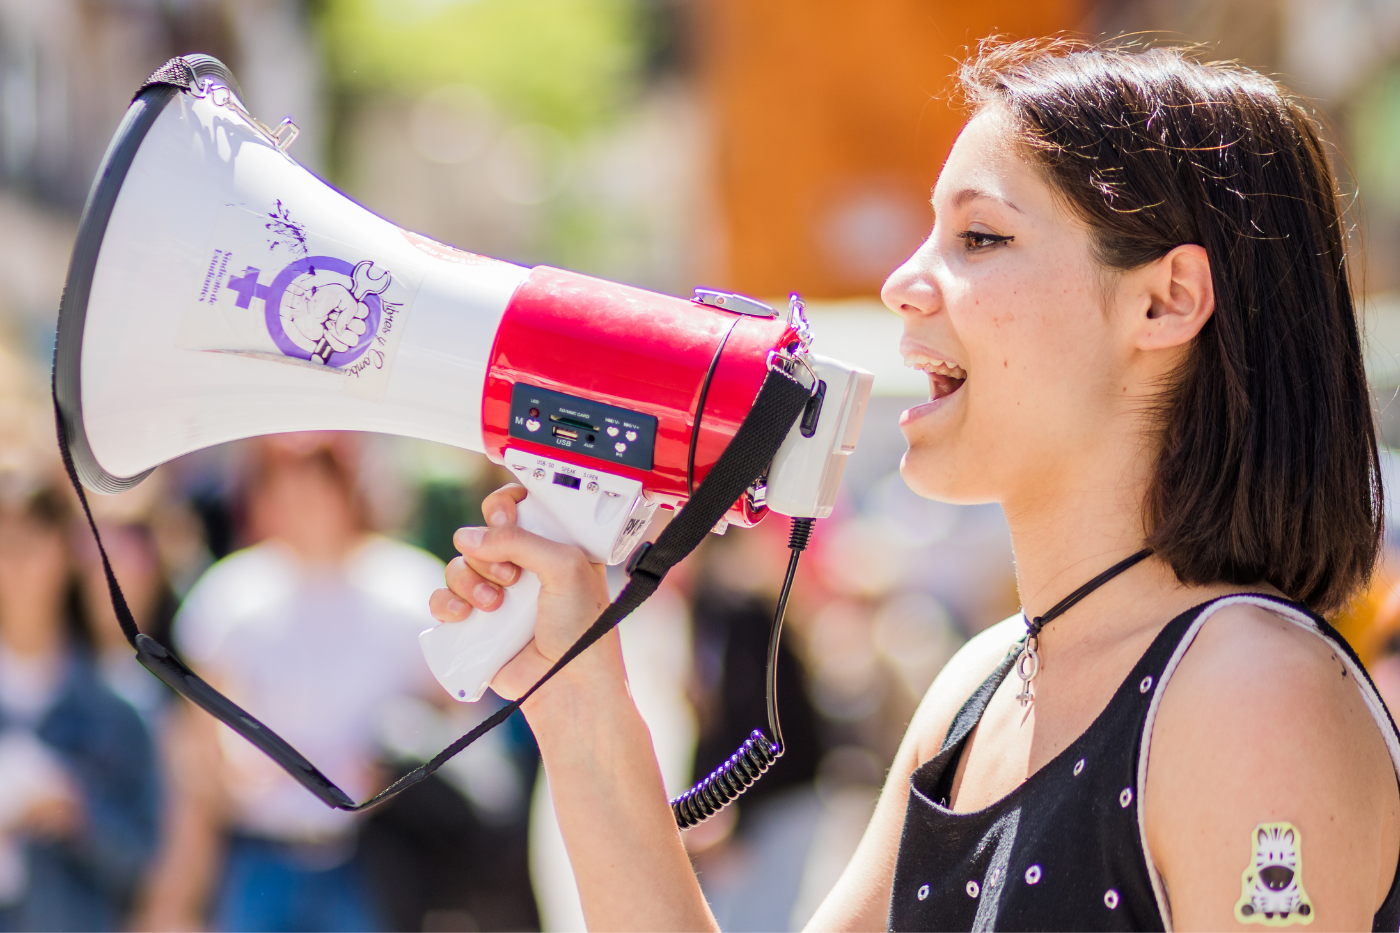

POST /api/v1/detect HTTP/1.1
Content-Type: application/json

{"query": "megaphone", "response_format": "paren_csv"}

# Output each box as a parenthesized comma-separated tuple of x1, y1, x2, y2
(54, 55, 873, 706)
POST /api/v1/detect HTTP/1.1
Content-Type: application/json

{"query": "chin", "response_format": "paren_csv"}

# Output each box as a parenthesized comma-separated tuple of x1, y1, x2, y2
(898, 445, 992, 505)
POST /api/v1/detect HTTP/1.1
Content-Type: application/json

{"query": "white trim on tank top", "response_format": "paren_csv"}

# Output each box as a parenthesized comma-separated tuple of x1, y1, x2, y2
(1134, 594, 1400, 931)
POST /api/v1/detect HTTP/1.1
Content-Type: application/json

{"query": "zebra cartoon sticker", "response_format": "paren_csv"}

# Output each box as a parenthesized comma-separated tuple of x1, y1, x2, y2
(1235, 822, 1314, 925)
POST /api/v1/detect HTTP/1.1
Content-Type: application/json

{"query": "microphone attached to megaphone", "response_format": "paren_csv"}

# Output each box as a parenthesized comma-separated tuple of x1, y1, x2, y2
(53, 55, 873, 821)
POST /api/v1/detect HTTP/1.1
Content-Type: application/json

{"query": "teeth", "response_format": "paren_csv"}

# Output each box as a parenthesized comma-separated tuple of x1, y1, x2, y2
(902, 354, 967, 380)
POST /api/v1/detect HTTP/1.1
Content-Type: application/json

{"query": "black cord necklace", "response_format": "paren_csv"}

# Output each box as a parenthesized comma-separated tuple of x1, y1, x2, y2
(1014, 548, 1153, 708)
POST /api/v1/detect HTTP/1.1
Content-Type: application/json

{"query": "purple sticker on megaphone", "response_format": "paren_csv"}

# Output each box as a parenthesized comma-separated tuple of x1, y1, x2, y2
(253, 255, 391, 368)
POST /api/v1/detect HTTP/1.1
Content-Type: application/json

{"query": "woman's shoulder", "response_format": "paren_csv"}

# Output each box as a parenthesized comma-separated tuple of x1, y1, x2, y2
(1154, 596, 1395, 789)
(1166, 597, 1386, 744)
(1144, 596, 1400, 926)
(906, 612, 1026, 765)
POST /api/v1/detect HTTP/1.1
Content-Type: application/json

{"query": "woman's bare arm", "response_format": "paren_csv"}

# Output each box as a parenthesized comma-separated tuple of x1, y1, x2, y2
(523, 637, 716, 930)
(1147, 604, 1400, 930)
(432, 486, 715, 931)
(804, 616, 1024, 932)
(433, 486, 1030, 932)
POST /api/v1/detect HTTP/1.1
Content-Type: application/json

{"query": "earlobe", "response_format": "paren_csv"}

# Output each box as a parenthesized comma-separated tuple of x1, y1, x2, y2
(1137, 244, 1214, 351)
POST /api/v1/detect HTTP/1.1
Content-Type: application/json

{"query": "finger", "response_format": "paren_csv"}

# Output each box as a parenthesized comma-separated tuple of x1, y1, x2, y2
(477, 555, 521, 586)
(452, 522, 597, 591)
(443, 556, 505, 611)
(458, 485, 528, 581)
(453, 535, 519, 587)
(429, 586, 473, 623)
(478, 484, 528, 529)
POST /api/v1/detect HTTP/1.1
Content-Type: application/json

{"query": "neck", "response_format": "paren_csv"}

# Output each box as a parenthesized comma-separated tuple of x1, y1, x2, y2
(1002, 429, 1157, 622)
(277, 525, 364, 567)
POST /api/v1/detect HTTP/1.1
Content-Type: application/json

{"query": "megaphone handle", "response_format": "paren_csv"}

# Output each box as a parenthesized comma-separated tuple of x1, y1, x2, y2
(419, 497, 555, 702)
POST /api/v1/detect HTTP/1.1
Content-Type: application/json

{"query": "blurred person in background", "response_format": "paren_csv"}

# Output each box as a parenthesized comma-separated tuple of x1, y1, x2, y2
(141, 433, 446, 932)
(0, 472, 159, 932)
(679, 524, 824, 932)
(431, 38, 1400, 929)
(364, 443, 540, 932)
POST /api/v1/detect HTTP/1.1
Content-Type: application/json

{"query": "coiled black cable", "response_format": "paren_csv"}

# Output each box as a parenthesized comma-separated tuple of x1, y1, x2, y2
(671, 516, 815, 828)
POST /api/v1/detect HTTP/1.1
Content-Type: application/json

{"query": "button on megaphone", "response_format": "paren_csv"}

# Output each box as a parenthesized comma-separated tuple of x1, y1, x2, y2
(54, 55, 873, 705)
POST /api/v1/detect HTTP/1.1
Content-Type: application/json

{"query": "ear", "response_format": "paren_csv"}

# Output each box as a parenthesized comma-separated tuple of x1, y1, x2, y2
(1127, 243, 1214, 352)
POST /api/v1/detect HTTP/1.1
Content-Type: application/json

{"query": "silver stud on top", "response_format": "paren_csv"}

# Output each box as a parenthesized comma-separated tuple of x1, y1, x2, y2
(1139, 675, 1154, 693)
(1119, 787, 1133, 808)
(1025, 865, 1042, 885)
(1073, 758, 1085, 776)
(965, 880, 979, 898)
(1105, 889, 1120, 909)
(917, 884, 930, 901)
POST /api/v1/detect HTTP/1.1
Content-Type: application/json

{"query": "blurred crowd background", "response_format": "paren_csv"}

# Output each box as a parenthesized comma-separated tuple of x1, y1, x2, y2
(2, 1, 1400, 931)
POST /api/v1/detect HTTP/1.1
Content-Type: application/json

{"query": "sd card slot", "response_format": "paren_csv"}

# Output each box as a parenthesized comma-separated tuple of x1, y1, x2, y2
(550, 414, 597, 431)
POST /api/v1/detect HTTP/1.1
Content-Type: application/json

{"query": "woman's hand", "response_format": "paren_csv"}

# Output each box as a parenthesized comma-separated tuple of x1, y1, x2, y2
(430, 485, 716, 931)
(428, 484, 619, 703)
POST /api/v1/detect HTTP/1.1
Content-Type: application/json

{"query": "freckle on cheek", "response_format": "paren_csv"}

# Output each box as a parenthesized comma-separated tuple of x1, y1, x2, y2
(1003, 360, 1008, 368)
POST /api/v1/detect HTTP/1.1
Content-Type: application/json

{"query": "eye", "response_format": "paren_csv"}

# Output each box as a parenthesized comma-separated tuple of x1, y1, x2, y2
(957, 230, 1014, 252)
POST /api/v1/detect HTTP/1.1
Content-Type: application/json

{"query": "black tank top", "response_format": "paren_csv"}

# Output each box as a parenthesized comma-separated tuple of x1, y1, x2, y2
(889, 594, 1400, 931)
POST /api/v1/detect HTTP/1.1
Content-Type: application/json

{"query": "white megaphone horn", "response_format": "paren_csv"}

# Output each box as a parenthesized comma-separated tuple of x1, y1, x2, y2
(54, 55, 873, 706)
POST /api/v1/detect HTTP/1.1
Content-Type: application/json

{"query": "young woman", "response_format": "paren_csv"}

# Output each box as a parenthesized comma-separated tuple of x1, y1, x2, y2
(429, 40, 1400, 930)
(0, 481, 158, 932)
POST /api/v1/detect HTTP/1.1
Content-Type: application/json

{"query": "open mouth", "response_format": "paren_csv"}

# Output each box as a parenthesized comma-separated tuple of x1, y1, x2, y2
(903, 353, 967, 402)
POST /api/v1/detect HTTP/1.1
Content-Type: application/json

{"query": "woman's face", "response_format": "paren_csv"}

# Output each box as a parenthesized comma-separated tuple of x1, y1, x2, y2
(0, 509, 70, 649)
(884, 108, 1141, 506)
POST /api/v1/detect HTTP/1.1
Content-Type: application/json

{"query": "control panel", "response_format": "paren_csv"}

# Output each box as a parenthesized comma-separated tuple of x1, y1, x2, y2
(508, 382, 658, 471)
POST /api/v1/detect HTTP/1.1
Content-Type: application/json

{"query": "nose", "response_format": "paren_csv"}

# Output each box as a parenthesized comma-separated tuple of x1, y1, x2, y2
(881, 239, 940, 319)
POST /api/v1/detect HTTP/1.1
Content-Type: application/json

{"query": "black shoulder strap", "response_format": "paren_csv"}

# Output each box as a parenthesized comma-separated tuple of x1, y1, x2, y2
(940, 650, 1018, 755)
(53, 364, 811, 811)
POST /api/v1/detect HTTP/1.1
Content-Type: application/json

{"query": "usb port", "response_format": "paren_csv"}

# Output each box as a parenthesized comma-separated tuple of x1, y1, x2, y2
(552, 425, 578, 440)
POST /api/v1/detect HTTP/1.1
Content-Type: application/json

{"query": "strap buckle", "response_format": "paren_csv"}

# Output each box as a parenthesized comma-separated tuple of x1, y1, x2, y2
(625, 541, 655, 578)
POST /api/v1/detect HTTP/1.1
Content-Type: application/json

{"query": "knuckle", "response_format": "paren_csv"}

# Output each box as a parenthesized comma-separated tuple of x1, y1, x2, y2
(444, 558, 470, 585)
(486, 484, 520, 504)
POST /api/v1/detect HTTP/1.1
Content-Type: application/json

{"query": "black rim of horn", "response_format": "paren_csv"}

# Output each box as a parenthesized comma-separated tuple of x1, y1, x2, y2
(53, 54, 241, 494)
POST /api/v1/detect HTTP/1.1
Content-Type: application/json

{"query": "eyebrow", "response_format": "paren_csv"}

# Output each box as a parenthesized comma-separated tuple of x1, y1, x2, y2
(933, 187, 1024, 214)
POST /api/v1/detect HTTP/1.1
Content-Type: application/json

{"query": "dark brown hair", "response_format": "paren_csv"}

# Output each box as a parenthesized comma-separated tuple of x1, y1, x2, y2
(961, 38, 1380, 613)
